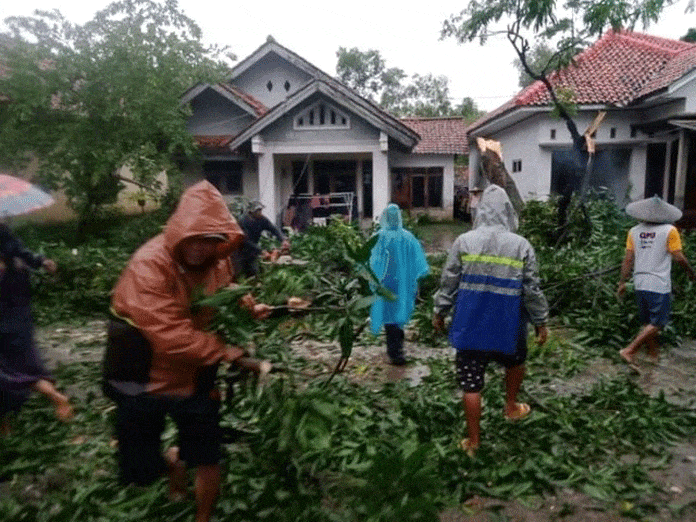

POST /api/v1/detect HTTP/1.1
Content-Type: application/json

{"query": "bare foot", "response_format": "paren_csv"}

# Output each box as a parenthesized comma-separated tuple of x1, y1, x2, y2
(55, 400, 74, 422)
(647, 346, 659, 364)
(165, 447, 187, 502)
(620, 348, 641, 373)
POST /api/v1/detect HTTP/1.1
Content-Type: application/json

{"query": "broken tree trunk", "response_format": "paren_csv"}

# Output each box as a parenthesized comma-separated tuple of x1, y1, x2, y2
(475, 137, 525, 215)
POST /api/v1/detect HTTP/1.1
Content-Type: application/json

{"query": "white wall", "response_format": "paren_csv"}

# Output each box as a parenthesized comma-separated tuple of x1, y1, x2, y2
(389, 151, 455, 216)
(187, 90, 256, 135)
(232, 52, 313, 109)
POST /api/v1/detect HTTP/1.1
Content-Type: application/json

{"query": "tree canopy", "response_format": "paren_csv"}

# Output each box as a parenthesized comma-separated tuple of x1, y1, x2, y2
(335, 46, 484, 120)
(0, 0, 231, 235)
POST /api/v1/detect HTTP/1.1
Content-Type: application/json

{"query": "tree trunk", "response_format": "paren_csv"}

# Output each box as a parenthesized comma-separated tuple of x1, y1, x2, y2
(475, 138, 525, 215)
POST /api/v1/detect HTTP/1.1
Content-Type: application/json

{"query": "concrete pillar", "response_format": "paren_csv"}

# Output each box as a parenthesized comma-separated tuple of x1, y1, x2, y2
(253, 135, 277, 221)
(257, 153, 276, 220)
(372, 146, 390, 220)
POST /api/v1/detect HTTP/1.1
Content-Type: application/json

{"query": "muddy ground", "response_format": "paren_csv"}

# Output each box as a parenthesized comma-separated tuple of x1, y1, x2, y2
(34, 321, 696, 522)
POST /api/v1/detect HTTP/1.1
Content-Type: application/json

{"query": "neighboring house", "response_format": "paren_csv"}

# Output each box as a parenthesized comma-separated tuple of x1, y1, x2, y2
(466, 29, 696, 220)
(180, 39, 467, 223)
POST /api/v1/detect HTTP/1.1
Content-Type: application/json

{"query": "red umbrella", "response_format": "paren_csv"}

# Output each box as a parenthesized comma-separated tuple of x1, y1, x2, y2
(0, 174, 55, 217)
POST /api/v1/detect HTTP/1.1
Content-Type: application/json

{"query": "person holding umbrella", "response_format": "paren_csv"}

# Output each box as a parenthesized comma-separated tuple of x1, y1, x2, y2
(0, 174, 73, 434)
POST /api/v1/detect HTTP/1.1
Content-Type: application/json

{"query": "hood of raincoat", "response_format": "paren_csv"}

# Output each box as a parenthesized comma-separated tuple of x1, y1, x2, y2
(473, 185, 518, 232)
(164, 180, 245, 262)
(108, 181, 246, 397)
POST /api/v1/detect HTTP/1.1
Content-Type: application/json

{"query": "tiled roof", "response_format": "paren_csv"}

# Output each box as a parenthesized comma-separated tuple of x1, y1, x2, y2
(469, 29, 696, 132)
(218, 83, 268, 117)
(400, 117, 469, 154)
(193, 135, 237, 154)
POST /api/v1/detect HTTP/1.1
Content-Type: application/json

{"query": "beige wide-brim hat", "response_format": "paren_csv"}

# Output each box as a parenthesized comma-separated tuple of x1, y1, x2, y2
(625, 196, 682, 224)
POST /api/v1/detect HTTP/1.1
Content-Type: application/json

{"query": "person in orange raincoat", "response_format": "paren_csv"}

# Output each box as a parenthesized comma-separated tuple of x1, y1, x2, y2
(103, 181, 270, 522)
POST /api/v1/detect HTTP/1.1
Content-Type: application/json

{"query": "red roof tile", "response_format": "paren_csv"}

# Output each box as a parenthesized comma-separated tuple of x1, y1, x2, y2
(470, 29, 696, 131)
(400, 117, 469, 154)
(218, 84, 268, 117)
(193, 135, 238, 154)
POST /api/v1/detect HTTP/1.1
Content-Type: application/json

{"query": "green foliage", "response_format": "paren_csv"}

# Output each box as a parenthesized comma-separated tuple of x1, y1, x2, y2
(334, 46, 483, 118)
(519, 194, 696, 351)
(0, 0, 231, 235)
(203, 219, 393, 369)
(19, 210, 168, 323)
(5, 201, 696, 520)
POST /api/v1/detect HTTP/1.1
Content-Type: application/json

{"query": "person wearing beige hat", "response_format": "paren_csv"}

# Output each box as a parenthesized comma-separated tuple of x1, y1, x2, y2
(617, 196, 696, 367)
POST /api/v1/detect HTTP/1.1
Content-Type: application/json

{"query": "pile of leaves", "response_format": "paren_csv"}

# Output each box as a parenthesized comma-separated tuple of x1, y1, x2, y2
(4, 197, 696, 520)
(2, 341, 696, 521)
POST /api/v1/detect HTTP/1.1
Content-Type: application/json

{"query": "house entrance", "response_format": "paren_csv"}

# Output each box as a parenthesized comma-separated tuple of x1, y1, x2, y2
(313, 160, 357, 194)
(391, 167, 444, 210)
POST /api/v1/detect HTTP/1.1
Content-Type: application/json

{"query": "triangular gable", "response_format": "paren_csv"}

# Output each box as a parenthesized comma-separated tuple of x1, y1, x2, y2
(229, 39, 334, 84)
(227, 78, 420, 151)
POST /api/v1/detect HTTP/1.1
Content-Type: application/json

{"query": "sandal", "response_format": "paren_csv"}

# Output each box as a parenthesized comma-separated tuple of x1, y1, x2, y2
(459, 438, 478, 457)
(505, 402, 531, 421)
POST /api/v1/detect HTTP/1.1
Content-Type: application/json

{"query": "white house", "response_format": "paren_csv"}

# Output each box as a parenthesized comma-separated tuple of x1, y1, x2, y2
(466, 29, 696, 225)
(180, 39, 468, 223)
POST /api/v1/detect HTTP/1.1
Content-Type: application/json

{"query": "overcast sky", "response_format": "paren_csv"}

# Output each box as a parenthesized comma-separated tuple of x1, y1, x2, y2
(1, 0, 694, 111)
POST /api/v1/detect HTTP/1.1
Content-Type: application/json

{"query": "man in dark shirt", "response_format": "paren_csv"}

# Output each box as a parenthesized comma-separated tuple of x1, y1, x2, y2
(236, 201, 290, 277)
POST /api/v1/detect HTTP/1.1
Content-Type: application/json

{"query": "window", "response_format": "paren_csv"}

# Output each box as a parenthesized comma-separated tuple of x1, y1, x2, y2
(266, 80, 273, 92)
(391, 167, 443, 209)
(294, 102, 350, 130)
(550, 129, 556, 140)
(203, 161, 243, 194)
(511, 160, 522, 173)
(284, 80, 291, 91)
(610, 127, 617, 139)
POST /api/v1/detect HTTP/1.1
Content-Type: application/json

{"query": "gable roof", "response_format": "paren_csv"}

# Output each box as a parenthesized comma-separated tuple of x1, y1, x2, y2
(400, 117, 469, 155)
(230, 39, 334, 85)
(469, 29, 696, 133)
(181, 83, 268, 117)
(227, 78, 420, 151)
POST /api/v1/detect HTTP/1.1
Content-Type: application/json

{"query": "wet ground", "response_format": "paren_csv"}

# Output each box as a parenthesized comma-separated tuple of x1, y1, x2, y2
(34, 322, 696, 521)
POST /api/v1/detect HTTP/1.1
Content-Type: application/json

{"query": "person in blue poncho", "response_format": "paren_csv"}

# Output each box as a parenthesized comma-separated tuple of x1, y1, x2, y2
(369, 204, 429, 365)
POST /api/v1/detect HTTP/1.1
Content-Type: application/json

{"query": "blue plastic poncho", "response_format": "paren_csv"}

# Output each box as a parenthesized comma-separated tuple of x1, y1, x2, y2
(369, 204, 429, 334)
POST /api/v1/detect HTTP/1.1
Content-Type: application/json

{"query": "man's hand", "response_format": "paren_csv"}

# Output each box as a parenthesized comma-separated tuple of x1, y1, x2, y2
(432, 314, 445, 333)
(239, 293, 274, 319)
(535, 324, 548, 345)
(281, 239, 290, 253)
(42, 258, 57, 274)
(223, 345, 246, 362)
(252, 303, 274, 319)
(616, 281, 626, 299)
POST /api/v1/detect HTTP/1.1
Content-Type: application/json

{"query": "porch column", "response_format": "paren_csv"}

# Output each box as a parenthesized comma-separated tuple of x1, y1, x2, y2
(372, 132, 390, 220)
(356, 160, 364, 217)
(674, 129, 687, 209)
(252, 135, 277, 223)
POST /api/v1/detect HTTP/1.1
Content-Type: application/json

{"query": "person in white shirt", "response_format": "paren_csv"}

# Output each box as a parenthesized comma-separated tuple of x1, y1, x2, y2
(617, 196, 696, 366)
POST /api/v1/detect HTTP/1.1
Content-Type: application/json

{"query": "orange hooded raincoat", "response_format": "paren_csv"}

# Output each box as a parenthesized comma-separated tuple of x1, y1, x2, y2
(110, 181, 244, 396)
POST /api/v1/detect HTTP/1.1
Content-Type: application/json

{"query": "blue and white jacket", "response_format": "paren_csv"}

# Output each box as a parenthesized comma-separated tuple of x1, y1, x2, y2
(433, 185, 548, 355)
